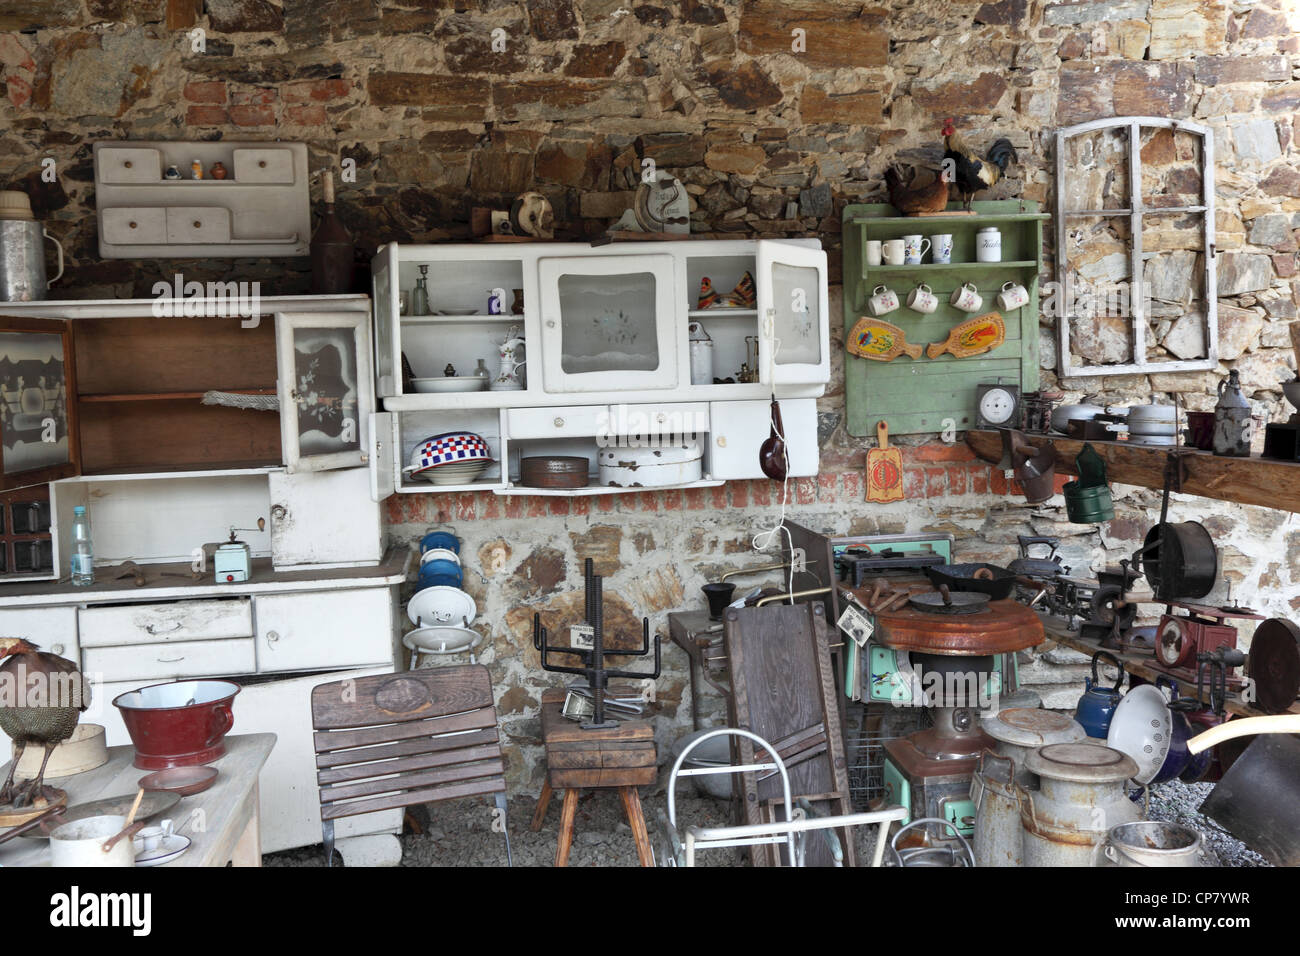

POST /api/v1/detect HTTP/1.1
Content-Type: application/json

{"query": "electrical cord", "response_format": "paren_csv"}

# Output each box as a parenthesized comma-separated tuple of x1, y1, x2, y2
(750, 332, 795, 597)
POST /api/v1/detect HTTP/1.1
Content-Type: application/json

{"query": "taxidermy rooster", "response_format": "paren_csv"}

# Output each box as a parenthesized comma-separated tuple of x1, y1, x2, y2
(942, 117, 1018, 210)
(883, 165, 951, 216)
(0, 638, 90, 808)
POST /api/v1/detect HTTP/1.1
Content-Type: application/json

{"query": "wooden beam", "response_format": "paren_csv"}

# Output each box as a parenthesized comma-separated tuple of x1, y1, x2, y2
(965, 429, 1300, 515)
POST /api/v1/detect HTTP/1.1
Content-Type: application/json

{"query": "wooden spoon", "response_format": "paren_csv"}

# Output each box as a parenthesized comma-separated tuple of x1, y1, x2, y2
(100, 788, 146, 854)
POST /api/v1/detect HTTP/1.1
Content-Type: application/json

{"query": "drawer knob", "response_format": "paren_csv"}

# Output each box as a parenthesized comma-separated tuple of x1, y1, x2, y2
(717, 436, 727, 447)
(123, 160, 133, 168)
(51, 643, 65, 655)
(258, 160, 267, 168)
(128, 221, 138, 229)
(193, 220, 202, 228)
(271, 504, 287, 520)
(554, 417, 564, 428)
(266, 629, 280, 644)
(657, 413, 667, 423)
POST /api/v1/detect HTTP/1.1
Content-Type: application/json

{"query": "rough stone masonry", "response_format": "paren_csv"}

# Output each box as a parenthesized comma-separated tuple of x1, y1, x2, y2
(2, 0, 1299, 782)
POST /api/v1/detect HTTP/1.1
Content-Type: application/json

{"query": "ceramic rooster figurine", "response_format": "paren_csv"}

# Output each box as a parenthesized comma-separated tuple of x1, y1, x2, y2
(0, 638, 91, 808)
(942, 117, 1018, 210)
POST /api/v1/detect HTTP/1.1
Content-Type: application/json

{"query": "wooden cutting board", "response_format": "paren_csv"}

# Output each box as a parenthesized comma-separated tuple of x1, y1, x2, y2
(865, 420, 904, 503)
(926, 311, 1006, 359)
(846, 317, 924, 361)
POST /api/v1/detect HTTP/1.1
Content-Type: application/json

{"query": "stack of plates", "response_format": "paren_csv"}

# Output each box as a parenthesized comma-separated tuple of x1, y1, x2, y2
(424, 460, 491, 485)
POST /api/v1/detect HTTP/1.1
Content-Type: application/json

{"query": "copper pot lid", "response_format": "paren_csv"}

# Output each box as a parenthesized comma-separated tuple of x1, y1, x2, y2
(874, 598, 1045, 655)
(982, 707, 1086, 748)
(1026, 741, 1138, 783)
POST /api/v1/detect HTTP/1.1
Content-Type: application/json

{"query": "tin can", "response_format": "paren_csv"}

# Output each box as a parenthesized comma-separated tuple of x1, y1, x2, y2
(976, 226, 1001, 262)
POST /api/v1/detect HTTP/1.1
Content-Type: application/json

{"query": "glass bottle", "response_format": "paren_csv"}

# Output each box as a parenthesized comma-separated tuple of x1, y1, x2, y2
(410, 264, 431, 316)
(70, 505, 94, 586)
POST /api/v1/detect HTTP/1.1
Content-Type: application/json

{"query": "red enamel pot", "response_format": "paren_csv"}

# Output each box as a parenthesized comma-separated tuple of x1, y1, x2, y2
(113, 680, 240, 770)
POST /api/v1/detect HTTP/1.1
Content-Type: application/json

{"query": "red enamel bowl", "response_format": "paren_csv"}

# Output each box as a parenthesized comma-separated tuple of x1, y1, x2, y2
(113, 680, 240, 770)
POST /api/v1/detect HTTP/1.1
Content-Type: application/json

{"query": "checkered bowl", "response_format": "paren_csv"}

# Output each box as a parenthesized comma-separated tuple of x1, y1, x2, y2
(404, 431, 494, 476)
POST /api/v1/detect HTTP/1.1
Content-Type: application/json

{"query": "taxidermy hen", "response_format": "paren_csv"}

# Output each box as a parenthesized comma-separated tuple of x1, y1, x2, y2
(942, 117, 1018, 210)
(0, 638, 91, 808)
(883, 165, 951, 216)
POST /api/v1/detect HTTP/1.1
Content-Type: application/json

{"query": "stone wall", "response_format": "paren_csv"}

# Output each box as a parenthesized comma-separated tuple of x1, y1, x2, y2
(4, 1, 1300, 783)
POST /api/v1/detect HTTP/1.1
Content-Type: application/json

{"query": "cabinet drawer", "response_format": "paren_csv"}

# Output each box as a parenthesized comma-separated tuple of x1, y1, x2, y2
(254, 588, 393, 673)
(508, 405, 607, 439)
(0, 607, 78, 661)
(101, 207, 167, 245)
(84, 637, 256, 684)
(233, 147, 295, 183)
(79, 599, 254, 648)
(97, 147, 162, 184)
(165, 206, 232, 244)
(608, 402, 709, 437)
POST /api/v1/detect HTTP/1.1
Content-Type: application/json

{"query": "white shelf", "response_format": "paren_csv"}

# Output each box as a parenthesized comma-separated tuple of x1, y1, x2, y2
(688, 308, 758, 318)
(498, 478, 725, 496)
(382, 381, 823, 411)
(400, 313, 521, 324)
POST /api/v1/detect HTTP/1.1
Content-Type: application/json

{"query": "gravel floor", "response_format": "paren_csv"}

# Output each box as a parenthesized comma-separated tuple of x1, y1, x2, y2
(265, 776, 1266, 867)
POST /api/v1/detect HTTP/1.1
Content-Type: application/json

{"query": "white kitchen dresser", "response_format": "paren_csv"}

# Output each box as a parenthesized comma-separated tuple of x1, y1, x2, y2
(0, 294, 407, 863)
(370, 238, 831, 494)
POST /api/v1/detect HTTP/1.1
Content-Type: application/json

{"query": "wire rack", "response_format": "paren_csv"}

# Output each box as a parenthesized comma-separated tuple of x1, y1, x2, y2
(843, 701, 932, 812)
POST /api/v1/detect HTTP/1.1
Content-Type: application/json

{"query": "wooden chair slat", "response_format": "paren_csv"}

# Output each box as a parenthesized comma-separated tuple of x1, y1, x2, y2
(318, 744, 503, 787)
(312, 705, 496, 752)
(311, 667, 494, 729)
(320, 776, 506, 821)
(315, 728, 500, 775)
(321, 756, 504, 804)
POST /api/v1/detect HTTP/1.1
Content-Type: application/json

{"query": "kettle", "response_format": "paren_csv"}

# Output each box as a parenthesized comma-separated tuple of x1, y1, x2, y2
(0, 190, 64, 302)
(1213, 368, 1253, 457)
(1075, 650, 1125, 739)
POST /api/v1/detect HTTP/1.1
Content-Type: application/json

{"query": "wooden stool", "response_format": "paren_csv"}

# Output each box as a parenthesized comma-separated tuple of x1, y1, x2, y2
(530, 688, 656, 866)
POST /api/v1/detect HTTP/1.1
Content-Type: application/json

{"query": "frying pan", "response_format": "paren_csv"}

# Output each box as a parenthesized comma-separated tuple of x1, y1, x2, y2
(908, 585, 990, 615)
(925, 563, 1016, 600)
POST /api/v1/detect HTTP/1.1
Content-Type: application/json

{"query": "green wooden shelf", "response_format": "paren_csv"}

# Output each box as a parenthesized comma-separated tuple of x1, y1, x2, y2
(843, 200, 1045, 438)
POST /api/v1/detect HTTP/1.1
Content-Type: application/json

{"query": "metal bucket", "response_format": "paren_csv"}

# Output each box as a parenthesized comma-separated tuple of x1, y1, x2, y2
(1104, 821, 1203, 867)
(971, 751, 1024, 867)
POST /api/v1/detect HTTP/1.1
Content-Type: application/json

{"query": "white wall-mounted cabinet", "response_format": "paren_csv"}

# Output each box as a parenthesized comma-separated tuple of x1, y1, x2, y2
(370, 238, 829, 495)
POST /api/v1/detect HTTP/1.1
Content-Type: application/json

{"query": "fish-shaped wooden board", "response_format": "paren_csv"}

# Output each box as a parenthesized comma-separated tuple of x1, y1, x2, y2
(846, 317, 924, 362)
(926, 312, 1006, 359)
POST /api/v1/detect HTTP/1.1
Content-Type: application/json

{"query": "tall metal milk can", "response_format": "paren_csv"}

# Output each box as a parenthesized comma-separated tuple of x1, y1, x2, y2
(1020, 742, 1142, 867)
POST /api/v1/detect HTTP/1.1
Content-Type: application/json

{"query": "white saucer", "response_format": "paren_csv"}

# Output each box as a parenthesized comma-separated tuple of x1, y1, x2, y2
(403, 625, 482, 655)
(133, 833, 191, 866)
(407, 585, 476, 628)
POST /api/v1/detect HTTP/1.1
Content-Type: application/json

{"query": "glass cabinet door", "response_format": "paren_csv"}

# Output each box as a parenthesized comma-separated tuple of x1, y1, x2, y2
(538, 254, 678, 393)
(756, 240, 830, 385)
(0, 317, 80, 491)
(276, 310, 373, 473)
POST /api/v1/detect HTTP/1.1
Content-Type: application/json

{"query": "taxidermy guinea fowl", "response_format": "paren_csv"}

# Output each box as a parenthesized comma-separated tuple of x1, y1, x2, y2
(883, 165, 951, 216)
(0, 638, 91, 808)
(942, 117, 1018, 210)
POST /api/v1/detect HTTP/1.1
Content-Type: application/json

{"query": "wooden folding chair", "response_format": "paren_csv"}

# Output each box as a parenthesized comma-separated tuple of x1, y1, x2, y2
(310, 665, 511, 867)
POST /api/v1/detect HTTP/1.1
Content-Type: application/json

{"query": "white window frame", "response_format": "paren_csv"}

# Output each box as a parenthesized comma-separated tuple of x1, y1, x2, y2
(1055, 116, 1218, 378)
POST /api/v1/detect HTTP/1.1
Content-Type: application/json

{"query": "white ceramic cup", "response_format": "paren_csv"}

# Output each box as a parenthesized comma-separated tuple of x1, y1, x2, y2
(932, 233, 954, 264)
(882, 239, 906, 265)
(868, 285, 900, 317)
(997, 281, 1029, 310)
(865, 240, 882, 266)
(902, 234, 931, 265)
(907, 283, 938, 314)
(951, 282, 982, 312)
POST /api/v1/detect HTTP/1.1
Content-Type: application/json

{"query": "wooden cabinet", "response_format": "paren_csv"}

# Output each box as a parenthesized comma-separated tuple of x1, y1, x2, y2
(841, 200, 1048, 437)
(370, 239, 829, 495)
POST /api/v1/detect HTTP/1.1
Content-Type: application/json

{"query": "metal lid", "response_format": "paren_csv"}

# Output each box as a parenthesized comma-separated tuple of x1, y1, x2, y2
(982, 708, 1086, 748)
(1026, 742, 1138, 783)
